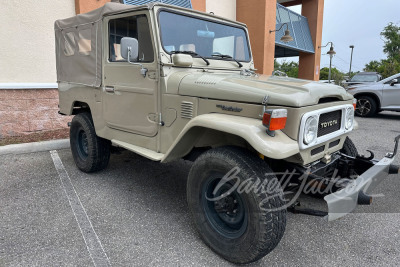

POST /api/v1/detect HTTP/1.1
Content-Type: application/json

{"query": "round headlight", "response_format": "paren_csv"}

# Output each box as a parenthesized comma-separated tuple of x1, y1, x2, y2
(345, 107, 354, 130)
(304, 116, 318, 145)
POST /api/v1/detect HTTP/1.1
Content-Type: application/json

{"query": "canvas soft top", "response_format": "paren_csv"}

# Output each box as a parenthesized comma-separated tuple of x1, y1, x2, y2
(54, 2, 247, 87)
(54, 2, 151, 87)
(54, 2, 143, 31)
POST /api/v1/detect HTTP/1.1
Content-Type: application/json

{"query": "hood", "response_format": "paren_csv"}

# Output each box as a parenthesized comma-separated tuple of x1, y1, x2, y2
(175, 73, 353, 107)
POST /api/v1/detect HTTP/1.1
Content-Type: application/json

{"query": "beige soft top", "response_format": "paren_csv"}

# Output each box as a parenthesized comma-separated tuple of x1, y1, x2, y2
(54, 2, 142, 30)
(54, 2, 150, 87)
(54, 2, 246, 87)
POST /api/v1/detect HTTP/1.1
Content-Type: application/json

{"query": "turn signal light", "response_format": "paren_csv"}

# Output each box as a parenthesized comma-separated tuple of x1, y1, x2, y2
(262, 109, 287, 131)
(353, 98, 357, 110)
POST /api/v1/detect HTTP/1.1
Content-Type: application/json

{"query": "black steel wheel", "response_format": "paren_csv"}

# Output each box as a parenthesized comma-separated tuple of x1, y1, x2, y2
(355, 96, 377, 117)
(70, 112, 111, 173)
(201, 172, 248, 239)
(187, 146, 286, 264)
(76, 130, 89, 160)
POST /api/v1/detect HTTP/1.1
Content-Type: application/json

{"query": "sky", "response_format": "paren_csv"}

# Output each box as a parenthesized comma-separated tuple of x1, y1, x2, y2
(283, 0, 400, 74)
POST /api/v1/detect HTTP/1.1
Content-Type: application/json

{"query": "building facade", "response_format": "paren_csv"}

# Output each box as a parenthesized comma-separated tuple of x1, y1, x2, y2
(0, 0, 324, 138)
(0, 0, 75, 138)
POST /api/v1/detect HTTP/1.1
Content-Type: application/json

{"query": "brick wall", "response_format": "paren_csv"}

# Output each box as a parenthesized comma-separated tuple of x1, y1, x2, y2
(0, 89, 71, 138)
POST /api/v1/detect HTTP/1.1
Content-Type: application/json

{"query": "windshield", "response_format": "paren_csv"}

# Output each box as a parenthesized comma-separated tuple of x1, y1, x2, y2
(158, 11, 251, 62)
(350, 74, 379, 82)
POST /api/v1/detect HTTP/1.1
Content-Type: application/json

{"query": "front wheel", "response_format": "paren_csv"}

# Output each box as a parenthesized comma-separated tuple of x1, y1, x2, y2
(340, 136, 358, 157)
(355, 96, 377, 117)
(70, 113, 111, 173)
(187, 147, 286, 264)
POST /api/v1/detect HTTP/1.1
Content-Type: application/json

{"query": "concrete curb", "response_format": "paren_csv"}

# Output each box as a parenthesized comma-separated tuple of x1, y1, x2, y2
(0, 139, 70, 156)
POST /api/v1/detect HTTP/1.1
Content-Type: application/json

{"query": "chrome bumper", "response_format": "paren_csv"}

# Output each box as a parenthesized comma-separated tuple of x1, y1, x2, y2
(324, 135, 400, 221)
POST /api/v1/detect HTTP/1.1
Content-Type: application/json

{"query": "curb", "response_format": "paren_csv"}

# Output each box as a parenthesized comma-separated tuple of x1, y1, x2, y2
(0, 139, 70, 156)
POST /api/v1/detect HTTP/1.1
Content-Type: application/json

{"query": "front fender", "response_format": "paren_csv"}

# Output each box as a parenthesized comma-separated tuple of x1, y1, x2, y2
(161, 113, 300, 163)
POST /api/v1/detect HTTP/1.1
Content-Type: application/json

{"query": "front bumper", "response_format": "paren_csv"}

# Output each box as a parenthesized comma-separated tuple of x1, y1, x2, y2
(324, 135, 400, 221)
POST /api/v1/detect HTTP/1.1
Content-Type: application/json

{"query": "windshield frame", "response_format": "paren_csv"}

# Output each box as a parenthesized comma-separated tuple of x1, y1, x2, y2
(156, 8, 252, 63)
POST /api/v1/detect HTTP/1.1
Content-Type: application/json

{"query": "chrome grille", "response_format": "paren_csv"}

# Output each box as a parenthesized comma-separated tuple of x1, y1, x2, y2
(181, 101, 194, 119)
(318, 110, 342, 137)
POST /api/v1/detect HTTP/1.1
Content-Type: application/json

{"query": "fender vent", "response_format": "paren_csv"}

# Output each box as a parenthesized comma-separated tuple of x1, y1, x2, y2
(195, 75, 225, 85)
(181, 101, 194, 119)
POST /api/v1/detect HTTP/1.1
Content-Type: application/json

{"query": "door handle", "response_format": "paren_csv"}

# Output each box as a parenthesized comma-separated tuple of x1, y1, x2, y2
(105, 86, 115, 93)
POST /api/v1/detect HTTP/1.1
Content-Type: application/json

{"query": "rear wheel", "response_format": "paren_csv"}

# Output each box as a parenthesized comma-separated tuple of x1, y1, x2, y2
(70, 112, 111, 173)
(187, 146, 286, 264)
(355, 96, 377, 117)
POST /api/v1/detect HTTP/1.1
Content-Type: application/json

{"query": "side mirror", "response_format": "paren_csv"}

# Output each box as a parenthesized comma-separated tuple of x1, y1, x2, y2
(390, 79, 398, 86)
(120, 37, 147, 77)
(121, 37, 139, 62)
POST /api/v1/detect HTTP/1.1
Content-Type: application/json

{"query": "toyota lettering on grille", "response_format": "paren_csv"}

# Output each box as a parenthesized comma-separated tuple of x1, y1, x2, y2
(320, 120, 338, 129)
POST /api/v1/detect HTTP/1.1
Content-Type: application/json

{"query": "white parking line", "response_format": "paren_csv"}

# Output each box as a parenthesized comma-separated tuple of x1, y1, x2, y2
(50, 150, 111, 267)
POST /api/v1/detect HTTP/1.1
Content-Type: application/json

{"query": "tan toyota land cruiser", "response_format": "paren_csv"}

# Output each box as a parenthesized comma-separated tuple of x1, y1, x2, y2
(55, 2, 399, 264)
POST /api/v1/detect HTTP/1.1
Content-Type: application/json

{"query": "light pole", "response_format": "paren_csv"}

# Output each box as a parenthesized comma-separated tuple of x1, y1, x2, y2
(349, 45, 354, 79)
(319, 42, 336, 83)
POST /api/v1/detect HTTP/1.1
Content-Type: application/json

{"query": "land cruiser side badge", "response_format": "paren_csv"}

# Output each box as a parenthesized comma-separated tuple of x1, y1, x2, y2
(216, 104, 243, 112)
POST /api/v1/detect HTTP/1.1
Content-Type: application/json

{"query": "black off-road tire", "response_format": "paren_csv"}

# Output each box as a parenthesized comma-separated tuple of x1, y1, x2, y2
(70, 113, 111, 173)
(355, 96, 377, 117)
(340, 137, 358, 157)
(187, 146, 286, 264)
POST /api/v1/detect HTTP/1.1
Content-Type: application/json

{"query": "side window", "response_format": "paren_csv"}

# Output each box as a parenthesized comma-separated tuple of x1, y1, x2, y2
(78, 28, 92, 55)
(63, 32, 76, 56)
(108, 15, 154, 62)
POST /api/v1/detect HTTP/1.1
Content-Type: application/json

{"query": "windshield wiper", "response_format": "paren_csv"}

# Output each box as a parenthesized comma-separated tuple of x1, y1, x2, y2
(211, 53, 243, 68)
(170, 50, 210, 65)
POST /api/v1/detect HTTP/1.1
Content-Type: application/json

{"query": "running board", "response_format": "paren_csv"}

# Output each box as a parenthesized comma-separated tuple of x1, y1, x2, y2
(111, 140, 164, 161)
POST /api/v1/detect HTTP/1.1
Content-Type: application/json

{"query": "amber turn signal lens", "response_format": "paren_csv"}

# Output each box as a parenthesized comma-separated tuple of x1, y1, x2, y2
(262, 109, 287, 131)
(353, 98, 357, 110)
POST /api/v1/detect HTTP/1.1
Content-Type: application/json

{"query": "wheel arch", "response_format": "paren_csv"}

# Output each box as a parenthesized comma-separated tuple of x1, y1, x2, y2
(353, 92, 381, 110)
(71, 101, 92, 115)
(161, 114, 300, 163)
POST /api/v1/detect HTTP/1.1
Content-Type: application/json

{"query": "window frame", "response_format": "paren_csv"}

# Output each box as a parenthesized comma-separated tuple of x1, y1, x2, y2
(106, 12, 156, 64)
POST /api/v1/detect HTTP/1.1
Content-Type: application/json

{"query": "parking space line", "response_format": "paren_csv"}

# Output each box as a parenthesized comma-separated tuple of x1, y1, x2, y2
(50, 150, 111, 267)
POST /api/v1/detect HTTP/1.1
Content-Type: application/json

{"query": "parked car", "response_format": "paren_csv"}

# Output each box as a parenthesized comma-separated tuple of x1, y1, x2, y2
(54, 2, 400, 264)
(343, 72, 382, 88)
(347, 73, 400, 117)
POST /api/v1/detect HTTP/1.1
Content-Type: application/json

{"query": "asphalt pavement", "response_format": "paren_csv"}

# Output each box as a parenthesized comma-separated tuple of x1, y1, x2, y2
(0, 111, 400, 266)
